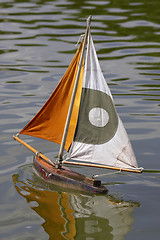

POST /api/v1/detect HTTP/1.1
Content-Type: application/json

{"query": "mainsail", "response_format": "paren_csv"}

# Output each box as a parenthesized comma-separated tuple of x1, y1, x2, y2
(68, 32, 138, 170)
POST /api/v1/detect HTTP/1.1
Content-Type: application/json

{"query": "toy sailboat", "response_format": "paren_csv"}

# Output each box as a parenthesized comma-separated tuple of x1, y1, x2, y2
(13, 16, 142, 194)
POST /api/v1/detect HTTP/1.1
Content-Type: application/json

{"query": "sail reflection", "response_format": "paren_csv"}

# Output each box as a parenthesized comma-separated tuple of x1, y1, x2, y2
(12, 165, 139, 240)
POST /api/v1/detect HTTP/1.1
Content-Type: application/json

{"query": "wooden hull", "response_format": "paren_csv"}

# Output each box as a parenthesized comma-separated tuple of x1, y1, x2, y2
(33, 155, 108, 194)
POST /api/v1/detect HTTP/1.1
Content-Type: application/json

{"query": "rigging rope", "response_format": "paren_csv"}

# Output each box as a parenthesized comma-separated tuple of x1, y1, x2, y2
(92, 169, 122, 178)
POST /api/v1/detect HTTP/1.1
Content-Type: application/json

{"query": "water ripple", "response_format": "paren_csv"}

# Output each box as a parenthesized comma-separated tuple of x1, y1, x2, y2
(0, 1, 160, 239)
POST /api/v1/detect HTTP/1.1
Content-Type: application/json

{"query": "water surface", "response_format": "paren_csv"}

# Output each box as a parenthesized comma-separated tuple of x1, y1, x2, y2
(0, 0, 160, 239)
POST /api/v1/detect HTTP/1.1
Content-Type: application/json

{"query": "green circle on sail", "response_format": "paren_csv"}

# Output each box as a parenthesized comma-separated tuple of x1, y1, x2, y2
(74, 88, 118, 145)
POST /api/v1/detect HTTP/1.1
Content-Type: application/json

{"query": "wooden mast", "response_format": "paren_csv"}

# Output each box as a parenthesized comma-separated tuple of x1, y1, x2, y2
(57, 16, 92, 167)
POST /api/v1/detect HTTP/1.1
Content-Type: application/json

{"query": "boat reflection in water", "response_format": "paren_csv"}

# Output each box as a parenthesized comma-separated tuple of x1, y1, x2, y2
(12, 165, 140, 240)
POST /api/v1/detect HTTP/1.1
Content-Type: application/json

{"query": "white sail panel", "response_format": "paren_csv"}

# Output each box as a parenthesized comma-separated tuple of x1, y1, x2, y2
(82, 33, 113, 98)
(69, 33, 138, 170)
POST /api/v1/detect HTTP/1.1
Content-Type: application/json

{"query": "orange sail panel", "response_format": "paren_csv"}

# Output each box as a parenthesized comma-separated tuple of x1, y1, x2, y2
(20, 41, 84, 151)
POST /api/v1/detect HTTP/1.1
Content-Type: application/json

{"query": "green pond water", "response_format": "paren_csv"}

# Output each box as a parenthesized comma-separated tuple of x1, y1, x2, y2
(0, 0, 160, 239)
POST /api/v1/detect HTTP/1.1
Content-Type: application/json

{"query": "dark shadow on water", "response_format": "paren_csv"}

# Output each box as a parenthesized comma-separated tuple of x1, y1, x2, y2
(12, 164, 140, 240)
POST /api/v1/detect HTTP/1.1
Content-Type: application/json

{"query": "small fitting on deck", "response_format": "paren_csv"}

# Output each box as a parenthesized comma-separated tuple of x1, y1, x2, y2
(56, 157, 63, 169)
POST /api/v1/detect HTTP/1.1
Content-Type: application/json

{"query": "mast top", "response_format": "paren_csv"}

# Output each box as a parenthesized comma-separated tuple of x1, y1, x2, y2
(57, 16, 92, 167)
(87, 15, 92, 25)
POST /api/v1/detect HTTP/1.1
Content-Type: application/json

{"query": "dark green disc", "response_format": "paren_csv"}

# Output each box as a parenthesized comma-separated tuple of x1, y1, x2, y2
(74, 88, 118, 145)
